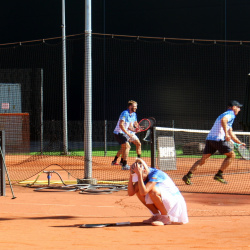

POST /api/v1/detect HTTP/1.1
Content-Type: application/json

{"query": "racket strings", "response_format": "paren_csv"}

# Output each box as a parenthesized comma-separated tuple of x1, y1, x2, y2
(138, 119, 151, 131)
(139, 120, 150, 130)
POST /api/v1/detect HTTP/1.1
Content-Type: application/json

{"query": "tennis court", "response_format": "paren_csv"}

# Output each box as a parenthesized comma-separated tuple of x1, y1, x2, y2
(1, 182, 250, 249)
(1, 19, 250, 250)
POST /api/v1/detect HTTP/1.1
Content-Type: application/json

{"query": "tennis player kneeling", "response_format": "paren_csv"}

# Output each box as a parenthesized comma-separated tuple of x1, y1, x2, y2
(128, 158, 188, 226)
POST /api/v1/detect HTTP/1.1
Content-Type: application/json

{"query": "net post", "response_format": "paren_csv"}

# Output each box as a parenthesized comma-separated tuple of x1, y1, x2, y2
(0, 131, 6, 196)
(104, 120, 107, 156)
(77, 178, 97, 185)
(151, 127, 156, 168)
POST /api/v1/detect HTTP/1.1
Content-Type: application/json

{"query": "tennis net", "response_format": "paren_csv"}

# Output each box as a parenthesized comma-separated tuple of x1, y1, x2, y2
(152, 126, 250, 194)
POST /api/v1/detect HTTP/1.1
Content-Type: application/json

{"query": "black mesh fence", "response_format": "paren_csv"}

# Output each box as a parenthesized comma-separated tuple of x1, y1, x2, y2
(0, 34, 250, 193)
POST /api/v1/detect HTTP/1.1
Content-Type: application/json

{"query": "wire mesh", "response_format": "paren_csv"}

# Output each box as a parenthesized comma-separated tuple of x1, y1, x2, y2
(0, 34, 249, 194)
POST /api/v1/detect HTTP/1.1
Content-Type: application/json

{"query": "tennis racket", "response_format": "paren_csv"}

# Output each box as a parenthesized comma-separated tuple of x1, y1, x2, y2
(80, 221, 130, 228)
(229, 141, 250, 160)
(138, 117, 156, 132)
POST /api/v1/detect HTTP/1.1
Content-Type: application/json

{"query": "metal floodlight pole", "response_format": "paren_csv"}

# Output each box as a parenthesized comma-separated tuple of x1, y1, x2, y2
(84, 0, 93, 179)
(40, 68, 44, 154)
(62, 0, 68, 154)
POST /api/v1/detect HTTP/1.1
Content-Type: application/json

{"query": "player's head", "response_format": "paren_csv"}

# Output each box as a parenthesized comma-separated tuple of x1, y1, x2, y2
(130, 158, 149, 182)
(228, 100, 243, 115)
(128, 100, 138, 113)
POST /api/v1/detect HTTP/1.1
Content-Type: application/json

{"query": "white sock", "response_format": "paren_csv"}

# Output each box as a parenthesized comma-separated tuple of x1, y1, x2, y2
(161, 215, 169, 218)
(153, 213, 160, 216)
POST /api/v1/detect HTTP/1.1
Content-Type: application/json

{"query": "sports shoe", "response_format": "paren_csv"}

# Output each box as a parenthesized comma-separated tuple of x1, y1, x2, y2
(142, 215, 160, 224)
(151, 215, 171, 226)
(214, 174, 227, 184)
(111, 160, 119, 166)
(121, 164, 130, 170)
(182, 175, 192, 185)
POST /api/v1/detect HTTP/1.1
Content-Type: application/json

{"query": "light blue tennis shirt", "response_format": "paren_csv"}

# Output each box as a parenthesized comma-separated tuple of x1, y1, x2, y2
(113, 109, 137, 135)
(145, 168, 175, 186)
(145, 168, 181, 194)
(206, 110, 235, 141)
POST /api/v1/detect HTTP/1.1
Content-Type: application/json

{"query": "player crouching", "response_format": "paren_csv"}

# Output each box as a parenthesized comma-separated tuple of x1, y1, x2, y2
(128, 158, 188, 226)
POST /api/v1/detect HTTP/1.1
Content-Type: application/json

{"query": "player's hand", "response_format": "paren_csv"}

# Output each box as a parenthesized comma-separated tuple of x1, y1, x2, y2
(133, 163, 143, 176)
(225, 134, 231, 141)
(128, 133, 134, 138)
(135, 127, 142, 133)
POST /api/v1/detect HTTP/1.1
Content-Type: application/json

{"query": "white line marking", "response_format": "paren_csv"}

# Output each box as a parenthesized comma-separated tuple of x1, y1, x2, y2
(3, 203, 115, 208)
(0, 211, 115, 217)
(189, 209, 249, 213)
(197, 219, 233, 222)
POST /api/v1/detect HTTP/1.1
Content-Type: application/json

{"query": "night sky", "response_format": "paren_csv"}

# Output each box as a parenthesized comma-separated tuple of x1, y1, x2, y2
(1, 0, 250, 135)
(1, 0, 250, 44)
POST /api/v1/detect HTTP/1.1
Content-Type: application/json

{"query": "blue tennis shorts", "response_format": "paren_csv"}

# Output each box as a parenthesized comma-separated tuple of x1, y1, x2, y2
(203, 140, 232, 155)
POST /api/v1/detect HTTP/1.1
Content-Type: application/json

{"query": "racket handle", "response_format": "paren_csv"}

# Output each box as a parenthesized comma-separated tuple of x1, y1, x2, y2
(116, 222, 130, 226)
(135, 127, 142, 132)
(230, 140, 238, 146)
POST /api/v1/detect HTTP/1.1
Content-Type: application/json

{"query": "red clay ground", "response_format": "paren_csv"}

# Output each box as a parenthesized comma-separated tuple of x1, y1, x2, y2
(1, 180, 250, 249)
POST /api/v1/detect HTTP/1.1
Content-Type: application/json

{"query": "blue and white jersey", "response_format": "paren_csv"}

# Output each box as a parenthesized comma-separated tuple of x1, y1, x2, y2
(113, 109, 137, 135)
(206, 110, 235, 141)
(145, 168, 180, 194)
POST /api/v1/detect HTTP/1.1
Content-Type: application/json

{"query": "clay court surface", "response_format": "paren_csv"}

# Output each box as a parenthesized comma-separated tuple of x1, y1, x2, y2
(1, 177, 250, 249)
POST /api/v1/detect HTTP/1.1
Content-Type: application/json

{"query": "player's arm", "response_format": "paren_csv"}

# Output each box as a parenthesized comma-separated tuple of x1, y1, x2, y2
(128, 122, 137, 132)
(133, 121, 142, 132)
(221, 116, 231, 141)
(135, 165, 156, 196)
(128, 121, 140, 133)
(136, 158, 150, 172)
(228, 129, 246, 146)
(137, 178, 156, 196)
(119, 120, 133, 138)
(127, 173, 139, 196)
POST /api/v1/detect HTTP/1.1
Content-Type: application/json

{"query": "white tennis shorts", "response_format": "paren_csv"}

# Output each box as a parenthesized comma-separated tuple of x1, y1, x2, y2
(124, 133, 139, 142)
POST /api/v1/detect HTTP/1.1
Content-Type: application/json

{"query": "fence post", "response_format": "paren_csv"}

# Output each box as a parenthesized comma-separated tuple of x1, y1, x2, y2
(104, 120, 107, 156)
(0, 130, 6, 196)
(151, 127, 156, 168)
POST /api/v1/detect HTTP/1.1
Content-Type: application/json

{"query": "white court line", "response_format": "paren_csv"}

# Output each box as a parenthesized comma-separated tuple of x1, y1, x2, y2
(0, 211, 116, 217)
(91, 206, 115, 208)
(189, 209, 211, 212)
(3, 203, 75, 207)
(189, 209, 249, 213)
(232, 210, 250, 213)
(197, 219, 233, 222)
(0, 212, 237, 222)
(3, 202, 115, 208)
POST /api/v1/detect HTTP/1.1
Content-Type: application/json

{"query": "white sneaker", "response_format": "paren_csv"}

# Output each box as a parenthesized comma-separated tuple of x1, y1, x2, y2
(143, 215, 160, 224)
(121, 165, 130, 170)
(151, 215, 171, 226)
